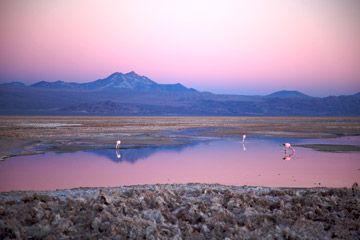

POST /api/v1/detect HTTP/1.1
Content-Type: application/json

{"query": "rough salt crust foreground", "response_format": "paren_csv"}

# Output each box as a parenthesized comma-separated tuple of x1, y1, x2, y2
(1, 183, 359, 239)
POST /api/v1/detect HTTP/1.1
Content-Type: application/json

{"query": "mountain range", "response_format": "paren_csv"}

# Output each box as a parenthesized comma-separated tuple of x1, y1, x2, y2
(1, 71, 359, 116)
(29, 71, 197, 93)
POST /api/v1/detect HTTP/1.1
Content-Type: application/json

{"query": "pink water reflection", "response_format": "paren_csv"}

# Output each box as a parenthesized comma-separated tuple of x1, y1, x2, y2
(0, 140, 359, 191)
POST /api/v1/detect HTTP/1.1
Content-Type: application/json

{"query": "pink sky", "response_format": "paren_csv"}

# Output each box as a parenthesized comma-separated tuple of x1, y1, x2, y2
(0, 0, 359, 96)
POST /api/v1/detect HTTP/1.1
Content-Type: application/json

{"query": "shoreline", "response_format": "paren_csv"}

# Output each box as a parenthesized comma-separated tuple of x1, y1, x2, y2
(0, 182, 343, 196)
(1, 116, 360, 160)
(1, 183, 359, 239)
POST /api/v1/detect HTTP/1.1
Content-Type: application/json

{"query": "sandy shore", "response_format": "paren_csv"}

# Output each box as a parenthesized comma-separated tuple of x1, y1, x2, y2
(2, 116, 360, 140)
(1, 183, 359, 239)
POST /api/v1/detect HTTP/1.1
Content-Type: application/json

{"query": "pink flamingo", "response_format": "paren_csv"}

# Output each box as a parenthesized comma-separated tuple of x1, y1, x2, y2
(282, 143, 295, 153)
(242, 134, 246, 143)
(116, 140, 121, 149)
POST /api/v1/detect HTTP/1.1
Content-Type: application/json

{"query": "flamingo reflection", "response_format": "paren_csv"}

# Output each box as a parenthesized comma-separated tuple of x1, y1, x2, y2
(242, 143, 246, 151)
(283, 151, 295, 161)
(241, 135, 247, 151)
(116, 149, 121, 159)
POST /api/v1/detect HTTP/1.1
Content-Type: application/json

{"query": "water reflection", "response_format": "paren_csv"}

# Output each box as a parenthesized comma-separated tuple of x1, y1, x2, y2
(85, 142, 201, 163)
(116, 149, 121, 159)
(85, 148, 160, 163)
(1, 137, 359, 191)
(283, 152, 295, 161)
(242, 143, 246, 151)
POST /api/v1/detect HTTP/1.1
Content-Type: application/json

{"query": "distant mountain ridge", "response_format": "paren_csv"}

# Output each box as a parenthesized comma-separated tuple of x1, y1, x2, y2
(353, 92, 360, 98)
(29, 71, 197, 92)
(265, 90, 312, 99)
(31, 80, 80, 88)
(81, 71, 156, 90)
(2, 81, 26, 86)
(3, 72, 357, 98)
(1, 71, 359, 116)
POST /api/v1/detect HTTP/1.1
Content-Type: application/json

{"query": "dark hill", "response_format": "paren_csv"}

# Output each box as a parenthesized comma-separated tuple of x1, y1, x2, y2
(1, 82, 26, 86)
(31, 80, 80, 88)
(265, 90, 312, 99)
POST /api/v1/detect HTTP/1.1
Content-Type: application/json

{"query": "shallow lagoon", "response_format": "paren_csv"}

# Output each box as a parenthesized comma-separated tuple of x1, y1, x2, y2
(1, 135, 359, 191)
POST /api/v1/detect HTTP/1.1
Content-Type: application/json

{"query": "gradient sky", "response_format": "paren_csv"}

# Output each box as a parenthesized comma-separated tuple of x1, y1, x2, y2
(0, 0, 359, 96)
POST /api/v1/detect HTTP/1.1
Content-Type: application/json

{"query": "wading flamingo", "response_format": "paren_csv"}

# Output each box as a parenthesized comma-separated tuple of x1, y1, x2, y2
(242, 135, 246, 143)
(282, 143, 295, 153)
(116, 140, 121, 149)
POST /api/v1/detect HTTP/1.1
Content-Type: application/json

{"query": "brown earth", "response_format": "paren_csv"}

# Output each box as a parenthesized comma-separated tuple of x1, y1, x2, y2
(295, 144, 360, 152)
(1, 116, 360, 140)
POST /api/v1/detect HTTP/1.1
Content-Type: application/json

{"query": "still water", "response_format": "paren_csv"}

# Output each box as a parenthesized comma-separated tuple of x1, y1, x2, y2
(0, 137, 359, 191)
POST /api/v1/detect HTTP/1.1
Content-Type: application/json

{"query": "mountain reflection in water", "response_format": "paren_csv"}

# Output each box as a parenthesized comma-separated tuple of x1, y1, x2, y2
(84, 142, 201, 164)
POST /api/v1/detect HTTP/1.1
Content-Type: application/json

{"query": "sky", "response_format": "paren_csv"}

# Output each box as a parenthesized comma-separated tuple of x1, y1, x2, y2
(0, 0, 359, 97)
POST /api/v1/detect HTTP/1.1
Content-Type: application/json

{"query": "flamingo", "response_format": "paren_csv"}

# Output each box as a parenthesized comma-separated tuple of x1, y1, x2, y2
(242, 134, 246, 143)
(116, 140, 121, 149)
(282, 143, 295, 153)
